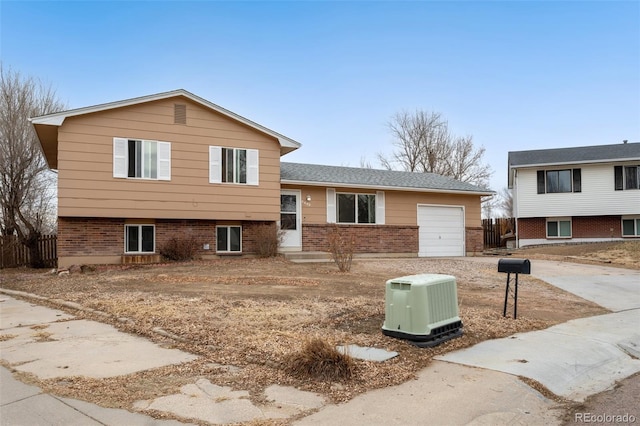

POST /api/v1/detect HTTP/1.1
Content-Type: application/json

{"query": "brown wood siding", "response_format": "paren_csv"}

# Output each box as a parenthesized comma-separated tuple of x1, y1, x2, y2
(57, 97, 281, 220)
(281, 184, 482, 227)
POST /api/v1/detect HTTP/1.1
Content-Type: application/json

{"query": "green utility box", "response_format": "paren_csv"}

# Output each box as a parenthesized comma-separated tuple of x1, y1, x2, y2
(381, 274, 463, 347)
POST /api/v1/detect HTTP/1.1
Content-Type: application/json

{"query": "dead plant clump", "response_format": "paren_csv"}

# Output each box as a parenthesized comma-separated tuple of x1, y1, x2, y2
(327, 225, 356, 272)
(284, 337, 356, 382)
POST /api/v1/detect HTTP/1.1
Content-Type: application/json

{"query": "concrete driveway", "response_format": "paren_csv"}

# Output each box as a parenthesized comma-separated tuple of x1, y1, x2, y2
(437, 258, 640, 402)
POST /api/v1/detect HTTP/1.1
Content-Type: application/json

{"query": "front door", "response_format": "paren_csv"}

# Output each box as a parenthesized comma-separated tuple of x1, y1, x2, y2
(280, 190, 301, 250)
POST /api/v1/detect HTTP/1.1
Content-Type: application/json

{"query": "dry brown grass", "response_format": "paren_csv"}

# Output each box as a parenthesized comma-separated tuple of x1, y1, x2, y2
(284, 337, 356, 381)
(0, 256, 609, 411)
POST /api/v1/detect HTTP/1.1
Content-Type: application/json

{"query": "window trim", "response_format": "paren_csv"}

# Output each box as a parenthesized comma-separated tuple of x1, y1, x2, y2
(537, 169, 581, 194)
(209, 146, 259, 185)
(546, 217, 572, 239)
(216, 225, 242, 253)
(124, 224, 156, 254)
(621, 216, 640, 237)
(113, 138, 171, 181)
(336, 192, 376, 224)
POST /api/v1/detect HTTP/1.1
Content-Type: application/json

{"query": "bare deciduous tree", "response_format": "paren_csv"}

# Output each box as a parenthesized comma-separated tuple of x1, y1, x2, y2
(0, 64, 64, 267)
(378, 110, 492, 188)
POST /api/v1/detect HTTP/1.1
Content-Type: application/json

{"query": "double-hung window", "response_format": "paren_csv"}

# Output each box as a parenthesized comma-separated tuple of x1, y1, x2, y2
(209, 146, 259, 185)
(546, 218, 571, 238)
(337, 193, 376, 224)
(113, 138, 171, 180)
(217, 226, 242, 253)
(622, 217, 640, 236)
(537, 169, 581, 194)
(614, 166, 640, 190)
(125, 225, 155, 253)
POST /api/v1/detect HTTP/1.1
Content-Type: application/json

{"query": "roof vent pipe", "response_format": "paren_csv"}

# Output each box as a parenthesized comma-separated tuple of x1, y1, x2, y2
(623, 140, 628, 144)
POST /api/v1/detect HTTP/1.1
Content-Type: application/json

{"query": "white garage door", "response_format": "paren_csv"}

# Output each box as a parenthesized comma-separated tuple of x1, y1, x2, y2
(417, 205, 465, 257)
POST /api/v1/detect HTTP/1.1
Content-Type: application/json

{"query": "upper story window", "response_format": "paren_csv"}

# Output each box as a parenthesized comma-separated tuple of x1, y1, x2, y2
(209, 146, 259, 185)
(113, 138, 171, 180)
(537, 169, 581, 194)
(614, 165, 640, 190)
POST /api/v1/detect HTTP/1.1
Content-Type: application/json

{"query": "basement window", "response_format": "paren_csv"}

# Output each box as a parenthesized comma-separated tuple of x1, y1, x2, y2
(217, 226, 242, 253)
(125, 225, 155, 253)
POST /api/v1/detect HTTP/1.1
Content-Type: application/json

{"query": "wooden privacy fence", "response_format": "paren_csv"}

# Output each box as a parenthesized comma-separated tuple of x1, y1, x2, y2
(0, 235, 57, 268)
(483, 218, 515, 249)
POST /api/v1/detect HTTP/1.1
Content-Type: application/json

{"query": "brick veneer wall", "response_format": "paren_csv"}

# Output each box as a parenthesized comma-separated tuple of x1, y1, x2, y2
(517, 218, 547, 240)
(58, 217, 275, 259)
(58, 217, 125, 257)
(518, 216, 623, 240)
(302, 224, 419, 253)
(572, 216, 622, 238)
(465, 227, 483, 255)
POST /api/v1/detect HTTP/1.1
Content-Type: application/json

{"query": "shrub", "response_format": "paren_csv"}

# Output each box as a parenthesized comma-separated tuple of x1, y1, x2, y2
(284, 337, 356, 381)
(160, 235, 199, 261)
(327, 225, 355, 272)
(254, 223, 283, 258)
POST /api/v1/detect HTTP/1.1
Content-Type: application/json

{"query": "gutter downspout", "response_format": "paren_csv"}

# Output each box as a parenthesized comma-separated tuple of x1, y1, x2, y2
(514, 169, 519, 249)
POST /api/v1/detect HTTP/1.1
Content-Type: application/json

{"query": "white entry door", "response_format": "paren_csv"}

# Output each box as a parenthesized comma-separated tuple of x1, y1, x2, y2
(280, 190, 301, 250)
(417, 205, 465, 257)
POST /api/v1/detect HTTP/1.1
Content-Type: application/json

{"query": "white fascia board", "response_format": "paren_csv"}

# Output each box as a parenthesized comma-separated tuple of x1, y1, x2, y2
(281, 179, 495, 196)
(511, 157, 640, 169)
(29, 89, 302, 150)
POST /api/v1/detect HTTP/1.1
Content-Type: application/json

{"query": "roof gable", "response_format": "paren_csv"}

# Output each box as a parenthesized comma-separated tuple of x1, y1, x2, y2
(31, 90, 301, 168)
(281, 162, 493, 195)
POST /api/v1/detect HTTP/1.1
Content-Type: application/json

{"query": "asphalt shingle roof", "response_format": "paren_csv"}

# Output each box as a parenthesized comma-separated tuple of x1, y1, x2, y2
(508, 142, 640, 168)
(280, 162, 492, 194)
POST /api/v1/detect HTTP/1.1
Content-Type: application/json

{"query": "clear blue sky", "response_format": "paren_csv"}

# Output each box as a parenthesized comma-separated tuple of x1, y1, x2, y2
(2, 1, 639, 191)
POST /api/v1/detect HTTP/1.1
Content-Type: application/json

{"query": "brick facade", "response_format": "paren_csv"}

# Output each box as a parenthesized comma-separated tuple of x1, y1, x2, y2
(518, 216, 624, 241)
(465, 227, 484, 255)
(572, 216, 622, 239)
(517, 218, 547, 240)
(302, 224, 419, 253)
(58, 217, 275, 259)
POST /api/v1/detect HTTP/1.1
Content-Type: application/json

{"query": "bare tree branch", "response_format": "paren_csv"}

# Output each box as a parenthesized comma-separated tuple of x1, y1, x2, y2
(378, 109, 492, 188)
(0, 64, 65, 266)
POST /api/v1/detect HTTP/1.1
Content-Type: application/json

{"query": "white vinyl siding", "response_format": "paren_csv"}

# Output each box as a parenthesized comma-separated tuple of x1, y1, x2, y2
(514, 165, 640, 218)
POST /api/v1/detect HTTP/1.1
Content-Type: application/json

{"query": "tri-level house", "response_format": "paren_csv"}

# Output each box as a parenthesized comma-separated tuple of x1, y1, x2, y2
(508, 142, 640, 247)
(31, 90, 492, 268)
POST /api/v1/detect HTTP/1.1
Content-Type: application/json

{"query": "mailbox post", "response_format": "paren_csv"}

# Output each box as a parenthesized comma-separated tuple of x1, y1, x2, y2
(497, 259, 531, 319)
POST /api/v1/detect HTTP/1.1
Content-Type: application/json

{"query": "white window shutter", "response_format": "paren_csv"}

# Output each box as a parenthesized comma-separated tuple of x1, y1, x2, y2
(376, 191, 385, 225)
(326, 188, 336, 223)
(209, 146, 222, 183)
(113, 138, 127, 178)
(247, 149, 259, 186)
(157, 142, 171, 180)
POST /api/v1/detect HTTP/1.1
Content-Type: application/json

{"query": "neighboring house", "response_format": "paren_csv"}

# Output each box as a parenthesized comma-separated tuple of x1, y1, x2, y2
(31, 89, 492, 268)
(508, 142, 640, 247)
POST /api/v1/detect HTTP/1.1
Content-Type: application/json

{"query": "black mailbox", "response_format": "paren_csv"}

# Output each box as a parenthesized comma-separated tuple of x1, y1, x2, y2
(498, 258, 531, 275)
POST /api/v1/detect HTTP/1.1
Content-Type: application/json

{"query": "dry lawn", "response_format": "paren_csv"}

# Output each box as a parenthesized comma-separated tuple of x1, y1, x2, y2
(0, 250, 616, 417)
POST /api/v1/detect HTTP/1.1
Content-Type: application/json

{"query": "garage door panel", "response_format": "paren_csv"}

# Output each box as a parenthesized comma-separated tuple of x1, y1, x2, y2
(417, 206, 464, 257)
